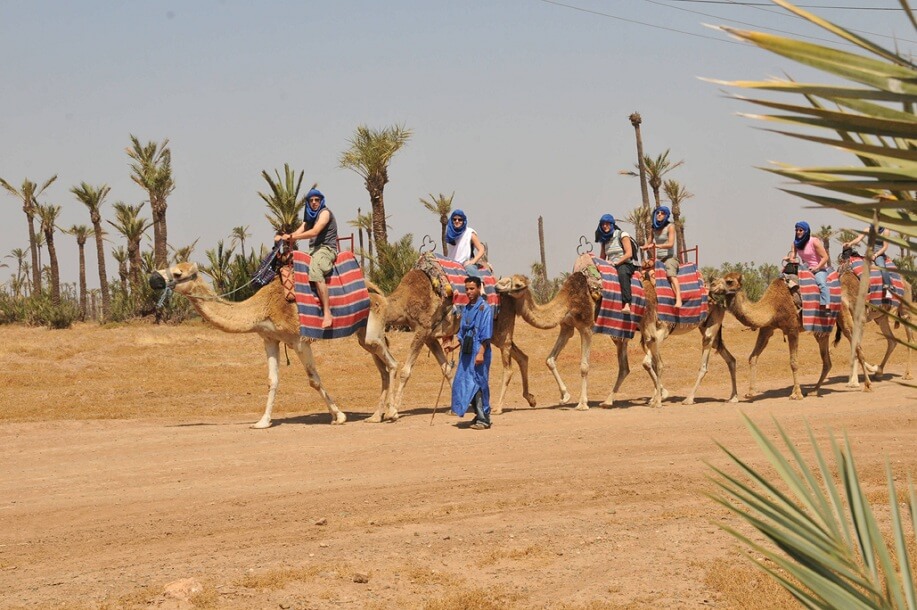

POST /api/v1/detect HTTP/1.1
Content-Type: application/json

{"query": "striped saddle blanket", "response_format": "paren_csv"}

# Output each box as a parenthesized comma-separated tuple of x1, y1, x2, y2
(848, 259, 906, 307)
(797, 268, 841, 333)
(591, 257, 646, 340)
(653, 261, 708, 325)
(292, 250, 370, 340)
(433, 255, 499, 308)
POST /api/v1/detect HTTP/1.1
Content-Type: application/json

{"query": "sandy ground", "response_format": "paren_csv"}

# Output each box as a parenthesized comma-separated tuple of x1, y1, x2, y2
(0, 317, 914, 609)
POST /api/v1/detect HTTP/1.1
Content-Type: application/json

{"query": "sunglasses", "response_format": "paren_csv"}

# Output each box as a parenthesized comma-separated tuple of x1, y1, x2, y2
(309, 197, 322, 202)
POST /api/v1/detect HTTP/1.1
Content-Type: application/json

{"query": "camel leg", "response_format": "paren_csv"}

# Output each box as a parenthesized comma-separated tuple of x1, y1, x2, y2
(787, 332, 804, 400)
(546, 324, 575, 404)
(838, 307, 877, 388)
(574, 330, 592, 411)
(511, 342, 537, 408)
(812, 333, 832, 397)
(295, 343, 346, 424)
(873, 316, 897, 379)
(642, 338, 667, 408)
(745, 328, 774, 399)
(252, 338, 281, 429)
(684, 325, 715, 406)
(392, 331, 436, 411)
(601, 338, 630, 407)
(904, 322, 913, 380)
(357, 322, 400, 423)
(494, 342, 535, 414)
(493, 343, 513, 416)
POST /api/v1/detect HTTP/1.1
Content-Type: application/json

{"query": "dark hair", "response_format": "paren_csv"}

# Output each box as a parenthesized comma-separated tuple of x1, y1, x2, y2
(464, 275, 482, 288)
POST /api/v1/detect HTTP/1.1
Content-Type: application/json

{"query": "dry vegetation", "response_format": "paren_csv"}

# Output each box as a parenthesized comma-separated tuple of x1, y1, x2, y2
(0, 317, 914, 609)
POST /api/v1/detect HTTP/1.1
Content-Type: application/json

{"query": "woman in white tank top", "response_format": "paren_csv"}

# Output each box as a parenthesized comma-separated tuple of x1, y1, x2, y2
(446, 209, 486, 277)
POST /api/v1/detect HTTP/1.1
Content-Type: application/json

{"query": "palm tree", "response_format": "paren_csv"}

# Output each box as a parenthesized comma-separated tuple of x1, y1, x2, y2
(419, 192, 454, 254)
(202, 240, 234, 293)
(111, 246, 129, 294)
(628, 113, 651, 219)
(71, 182, 112, 320)
(260, 165, 306, 236)
(229, 225, 251, 260)
(349, 210, 375, 274)
(663, 179, 693, 260)
(339, 124, 412, 247)
(816, 225, 834, 259)
(65, 225, 93, 318)
(107, 202, 153, 289)
(624, 205, 651, 261)
(127, 135, 174, 267)
(169, 239, 199, 265)
(0, 175, 57, 294)
(6, 248, 29, 297)
(642, 151, 684, 208)
(35, 203, 62, 305)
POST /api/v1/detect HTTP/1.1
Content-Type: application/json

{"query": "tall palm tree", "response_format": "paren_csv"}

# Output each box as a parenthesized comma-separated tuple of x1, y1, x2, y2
(127, 135, 174, 267)
(65, 225, 93, 318)
(339, 124, 412, 247)
(35, 203, 62, 305)
(107, 202, 153, 288)
(0, 175, 57, 294)
(816, 225, 834, 259)
(642, 151, 684, 208)
(419, 192, 454, 254)
(260, 165, 306, 236)
(111, 246, 129, 294)
(628, 113, 651, 219)
(6, 248, 28, 297)
(663, 179, 693, 260)
(71, 182, 112, 320)
(203, 240, 234, 293)
(229, 225, 251, 260)
(348, 210, 377, 274)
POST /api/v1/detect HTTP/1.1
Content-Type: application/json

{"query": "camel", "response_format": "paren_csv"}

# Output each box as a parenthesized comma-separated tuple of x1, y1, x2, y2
(148, 262, 398, 428)
(384, 267, 536, 415)
(495, 270, 738, 410)
(709, 271, 872, 399)
(835, 256, 913, 386)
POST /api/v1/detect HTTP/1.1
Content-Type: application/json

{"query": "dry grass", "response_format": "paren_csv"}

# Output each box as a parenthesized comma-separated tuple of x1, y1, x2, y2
(421, 587, 526, 610)
(479, 544, 551, 566)
(235, 562, 352, 590)
(704, 557, 797, 609)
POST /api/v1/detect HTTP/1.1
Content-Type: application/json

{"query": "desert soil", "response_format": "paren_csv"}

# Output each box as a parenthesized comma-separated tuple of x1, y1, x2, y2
(0, 318, 914, 610)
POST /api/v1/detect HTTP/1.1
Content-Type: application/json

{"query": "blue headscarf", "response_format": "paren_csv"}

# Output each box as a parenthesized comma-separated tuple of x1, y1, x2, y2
(595, 214, 616, 243)
(652, 206, 671, 230)
(304, 188, 326, 223)
(446, 209, 467, 245)
(794, 221, 810, 249)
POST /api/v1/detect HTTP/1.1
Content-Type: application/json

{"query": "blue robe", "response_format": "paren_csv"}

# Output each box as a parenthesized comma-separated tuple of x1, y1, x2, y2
(450, 298, 493, 416)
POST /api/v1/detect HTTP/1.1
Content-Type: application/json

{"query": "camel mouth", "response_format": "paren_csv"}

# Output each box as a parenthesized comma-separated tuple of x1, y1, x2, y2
(148, 273, 167, 291)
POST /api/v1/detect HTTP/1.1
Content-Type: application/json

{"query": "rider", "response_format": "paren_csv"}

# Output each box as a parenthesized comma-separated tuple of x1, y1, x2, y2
(641, 206, 681, 308)
(596, 213, 637, 314)
(446, 209, 486, 277)
(785, 221, 830, 309)
(844, 226, 893, 299)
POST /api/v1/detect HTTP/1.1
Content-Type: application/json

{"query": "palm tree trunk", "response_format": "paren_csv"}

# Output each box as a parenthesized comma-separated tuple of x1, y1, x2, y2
(368, 180, 388, 246)
(538, 216, 548, 279)
(77, 242, 88, 319)
(92, 223, 111, 320)
(440, 216, 447, 256)
(629, 113, 651, 261)
(152, 199, 168, 268)
(45, 231, 60, 306)
(128, 240, 141, 289)
(26, 213, 41, 294)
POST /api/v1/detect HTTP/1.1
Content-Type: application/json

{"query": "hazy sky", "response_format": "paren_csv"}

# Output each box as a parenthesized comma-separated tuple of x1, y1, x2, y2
(2, 1, 912, 289)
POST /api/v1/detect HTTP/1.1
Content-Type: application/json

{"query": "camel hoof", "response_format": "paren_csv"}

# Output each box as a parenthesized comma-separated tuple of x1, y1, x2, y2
(560, 392, 572, 404)
(332, 414, 347, 425)
(492, 407, 504, 416)
(574, 403, 589, 411)
(744, 392, 756, 399)
(600, 398, 615, 407)
(904, 373, 913, 381)
(846, 381, 860, 389)
(727, 396, 739, 404)
(790, 393, 804, 401)
(682, 398, 695, 406)
(366, 414, 383, 423)
(660, 388, 670, 401)
(384, 410, 400, 422)
(525, 394, 536, 407)
(251, 418, 272, 429)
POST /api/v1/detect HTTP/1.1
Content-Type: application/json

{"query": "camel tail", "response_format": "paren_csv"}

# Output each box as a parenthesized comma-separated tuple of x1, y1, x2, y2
(833, 323, 842, 348)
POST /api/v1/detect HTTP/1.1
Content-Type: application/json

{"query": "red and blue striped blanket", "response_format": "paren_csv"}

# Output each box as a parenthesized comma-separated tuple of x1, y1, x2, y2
(653, 261, 708, 325)
(433, 255, 499, 308)
(797, 268, 841, 333)
(848, 259, 906, 307)
(293, 250, 370, 340)
(591, 257, 646, 340)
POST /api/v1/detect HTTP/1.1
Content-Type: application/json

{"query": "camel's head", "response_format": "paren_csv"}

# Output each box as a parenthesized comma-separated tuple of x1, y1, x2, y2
(495, 274, 529, 298)
(710, 272, 743, 297)
(148, 262, 199, 293)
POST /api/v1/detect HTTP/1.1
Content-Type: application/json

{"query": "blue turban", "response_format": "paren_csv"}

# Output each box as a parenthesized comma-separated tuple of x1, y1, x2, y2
(652, 206, 671, 230)
(304, 188, 326, 223)
(794, 221, 810, 250)
(595, 214, 616, 243)
(446, 209, 467, 245)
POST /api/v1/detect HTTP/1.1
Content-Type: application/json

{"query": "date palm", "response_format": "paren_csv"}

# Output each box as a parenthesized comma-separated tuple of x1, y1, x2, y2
(260, 165, 306, 235)
(419, 192, 454, 254)
(203, 240, 234, 294)
(111, 246, 129, 293)
(107, 202, 153, 289)
(663, 179, 693, 260)
(127, 135, 174, 268)
(71, 182, 112, 320)
(35, 203, 62, 305)
(0, 175, 57, 295)
(169, 239, 199, 266)
(6, 248, 29, 297)
(229, 225, 251, 260)
(642, 150, 684, 208)
(628, 112, 651, 220)
(340, 124, 412, 247)
(816, 225, 834, 259)
(624, 205, 651, 260)
(348, 209, 377, 274)
(65, 225, 93, 318)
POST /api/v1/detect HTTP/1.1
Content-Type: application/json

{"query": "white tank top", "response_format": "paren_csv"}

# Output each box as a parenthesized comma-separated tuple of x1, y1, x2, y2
(446, 228, 476, 264)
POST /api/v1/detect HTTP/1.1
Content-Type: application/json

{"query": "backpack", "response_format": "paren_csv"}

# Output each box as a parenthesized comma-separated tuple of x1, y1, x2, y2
(617, 230, 638, 263)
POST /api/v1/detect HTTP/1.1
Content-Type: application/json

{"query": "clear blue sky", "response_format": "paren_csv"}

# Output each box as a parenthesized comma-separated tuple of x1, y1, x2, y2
(1, 1, 911, 289)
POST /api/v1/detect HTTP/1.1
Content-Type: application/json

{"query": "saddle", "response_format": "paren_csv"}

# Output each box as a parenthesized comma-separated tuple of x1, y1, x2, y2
(572, 253, 603, 302)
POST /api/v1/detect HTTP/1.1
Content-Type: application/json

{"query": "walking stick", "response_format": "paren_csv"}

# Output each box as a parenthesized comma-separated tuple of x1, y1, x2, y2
(430, 348, 455, 426)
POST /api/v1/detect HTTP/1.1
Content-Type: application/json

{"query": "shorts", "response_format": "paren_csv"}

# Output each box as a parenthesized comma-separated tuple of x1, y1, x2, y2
(662, 256, 679, 278)
(309, 246, 337, 283)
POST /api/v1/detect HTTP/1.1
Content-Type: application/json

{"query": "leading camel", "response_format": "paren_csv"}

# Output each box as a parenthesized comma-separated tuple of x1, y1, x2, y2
(383, 267, 536, 415)
(710, 271, 872, 399)
(149, 262, 398, 428)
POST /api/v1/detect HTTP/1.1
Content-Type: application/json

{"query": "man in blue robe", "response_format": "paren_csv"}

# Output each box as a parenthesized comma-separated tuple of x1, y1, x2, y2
(447, 276, 493, 429)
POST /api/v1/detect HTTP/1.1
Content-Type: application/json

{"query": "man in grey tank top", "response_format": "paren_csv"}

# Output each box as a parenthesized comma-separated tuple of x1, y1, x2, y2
(275, 188, 338, 328)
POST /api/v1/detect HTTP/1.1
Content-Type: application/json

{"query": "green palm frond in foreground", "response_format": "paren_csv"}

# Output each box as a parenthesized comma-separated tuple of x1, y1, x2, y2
(709, 413, 916, 609)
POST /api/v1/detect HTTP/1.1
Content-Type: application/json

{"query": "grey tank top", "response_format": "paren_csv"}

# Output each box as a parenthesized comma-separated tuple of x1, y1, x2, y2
(307, 208, 338, 253)
(653, 227, 671, 259)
